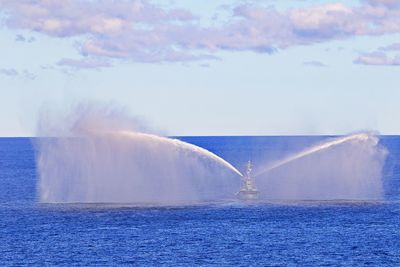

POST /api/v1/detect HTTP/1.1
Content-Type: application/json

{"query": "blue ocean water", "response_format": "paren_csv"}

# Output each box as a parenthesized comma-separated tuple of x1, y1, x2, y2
(0, 136, 399, 266)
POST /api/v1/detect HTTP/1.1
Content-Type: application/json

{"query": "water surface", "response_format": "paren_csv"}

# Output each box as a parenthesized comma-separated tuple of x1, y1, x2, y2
(0, 137, 399, 265)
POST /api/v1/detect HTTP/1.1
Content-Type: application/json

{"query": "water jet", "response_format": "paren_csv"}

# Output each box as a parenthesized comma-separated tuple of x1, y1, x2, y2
(253, 133, 387, 200)
(255, 133, 377, 177)
(36, 105, 243, 204)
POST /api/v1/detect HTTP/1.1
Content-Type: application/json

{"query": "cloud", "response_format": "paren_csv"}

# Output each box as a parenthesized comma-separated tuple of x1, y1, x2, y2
(21, 70, 36, 80)
(354, 52, 400, 66)
(379, 42, 400, 51)
(15, 34, 25, 42)
(365, 0, 400, 8)
(303, 61, 327, 67)
(0, 68, 36, 79)
(1, 0, 400, 65)
(355, 40, 400, 66)
(57, 58, 111, 69)
(15, 34, 35, 42)
(0, 68, 18, 76)
(1, 0, 197, 37)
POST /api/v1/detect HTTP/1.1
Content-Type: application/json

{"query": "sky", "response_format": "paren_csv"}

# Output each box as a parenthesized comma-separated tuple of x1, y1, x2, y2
(0, 0, 399, 136)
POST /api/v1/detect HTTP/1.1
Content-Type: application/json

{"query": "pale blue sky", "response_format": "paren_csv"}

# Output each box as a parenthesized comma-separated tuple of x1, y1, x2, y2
(0, 0, 399, 136)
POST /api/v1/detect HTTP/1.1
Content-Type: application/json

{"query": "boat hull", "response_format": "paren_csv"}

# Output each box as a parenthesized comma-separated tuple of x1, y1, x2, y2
(237, 190, 259, 200)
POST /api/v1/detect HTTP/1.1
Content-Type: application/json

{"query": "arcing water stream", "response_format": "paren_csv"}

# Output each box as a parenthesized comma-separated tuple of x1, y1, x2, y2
(253, 133, 387, 200)
(255, 133, 377, 177)
(118, 131, 243, 177)
(37, 109, 243, 203)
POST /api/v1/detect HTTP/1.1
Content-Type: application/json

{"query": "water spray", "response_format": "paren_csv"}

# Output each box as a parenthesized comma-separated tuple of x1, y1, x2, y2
(118, 131, 243, 177)
(255, 133, 377, 177)
(36, 101, 386, 203)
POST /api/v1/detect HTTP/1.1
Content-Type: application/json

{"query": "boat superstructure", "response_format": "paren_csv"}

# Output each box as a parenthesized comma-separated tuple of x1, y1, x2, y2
(237, 161, 259, 200)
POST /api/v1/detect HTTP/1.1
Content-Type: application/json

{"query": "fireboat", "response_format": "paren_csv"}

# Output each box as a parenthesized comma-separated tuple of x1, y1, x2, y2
(237, 161, 259, 200)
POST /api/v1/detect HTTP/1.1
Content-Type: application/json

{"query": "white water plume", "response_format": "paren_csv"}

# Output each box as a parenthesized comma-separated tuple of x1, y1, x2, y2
(36, 104, 242, 204)
(118, 131, 242, 177)
(256, 133, 377, 176)
(254, 133, 387, 200)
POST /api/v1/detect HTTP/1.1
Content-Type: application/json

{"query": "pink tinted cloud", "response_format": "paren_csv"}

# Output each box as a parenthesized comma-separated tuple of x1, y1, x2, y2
(1, 0, 197, 37)
(354, 52, 400, 65)
(1, 0, 400, 65)
(379, 42, 400, 51)
(365, 0, 400, 8)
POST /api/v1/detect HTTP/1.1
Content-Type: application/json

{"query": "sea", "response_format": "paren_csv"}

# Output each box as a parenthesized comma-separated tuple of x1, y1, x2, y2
(0, 136, 399, 266)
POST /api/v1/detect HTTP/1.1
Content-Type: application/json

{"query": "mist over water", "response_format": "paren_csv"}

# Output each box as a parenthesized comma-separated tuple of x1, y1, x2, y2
(254, 134, 388, 200)
(36, 104, 241, 204)
(36, 104, 389, 203)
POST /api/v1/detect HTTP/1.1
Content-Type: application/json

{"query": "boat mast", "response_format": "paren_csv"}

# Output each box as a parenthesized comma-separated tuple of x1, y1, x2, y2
(237, 160, 259, 199)
(243, 160, 256, 190)
(246, 160, 252, 178)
